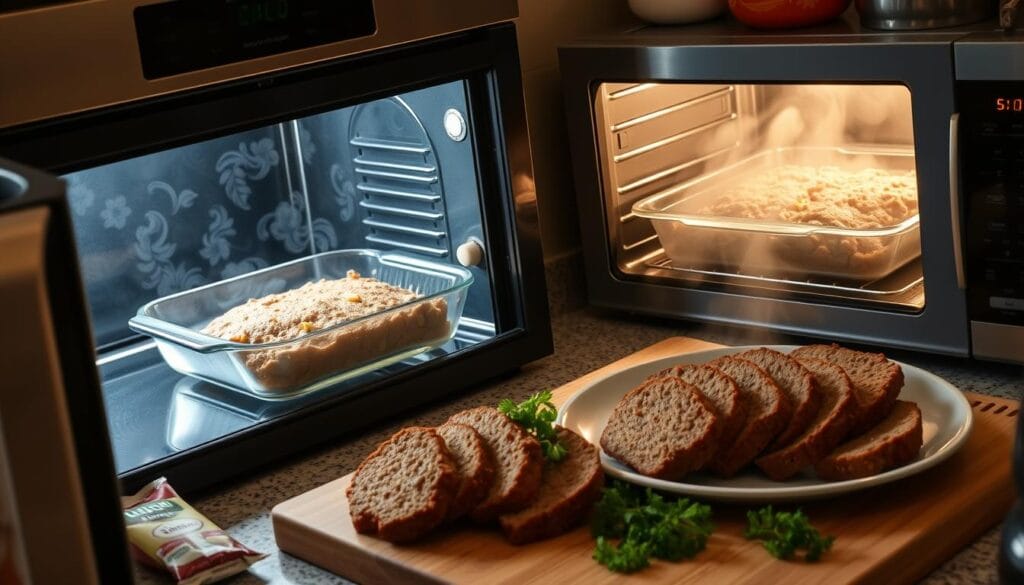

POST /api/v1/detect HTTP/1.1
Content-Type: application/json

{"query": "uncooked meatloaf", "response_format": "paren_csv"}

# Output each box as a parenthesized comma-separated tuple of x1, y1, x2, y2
(202, 270, 450, 390)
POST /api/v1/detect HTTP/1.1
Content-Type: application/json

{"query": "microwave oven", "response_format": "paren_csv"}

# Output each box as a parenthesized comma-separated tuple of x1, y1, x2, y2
(0, 0, 551, 499)
(560, 18, 1024, 364)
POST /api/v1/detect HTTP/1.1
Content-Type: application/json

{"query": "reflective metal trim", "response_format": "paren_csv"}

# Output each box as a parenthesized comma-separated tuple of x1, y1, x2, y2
(971, 320, 1024, 363)
(0, 0, 516, 128)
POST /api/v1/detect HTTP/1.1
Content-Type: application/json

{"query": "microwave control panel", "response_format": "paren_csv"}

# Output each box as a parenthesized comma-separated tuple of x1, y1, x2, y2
(960, 83, 1024, 326)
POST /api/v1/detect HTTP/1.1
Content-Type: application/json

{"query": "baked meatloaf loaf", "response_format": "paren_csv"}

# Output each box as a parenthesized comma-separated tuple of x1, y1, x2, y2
(202, 270, 449, 390)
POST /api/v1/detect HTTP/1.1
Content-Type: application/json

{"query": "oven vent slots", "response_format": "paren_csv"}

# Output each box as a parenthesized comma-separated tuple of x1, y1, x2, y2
(349, 99, 451, 258)
(600, 83, 745, 255)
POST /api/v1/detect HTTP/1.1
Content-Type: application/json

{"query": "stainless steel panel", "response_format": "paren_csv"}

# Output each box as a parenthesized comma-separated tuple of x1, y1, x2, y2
(955, 33, 1024, 80)
(0, 0, 517, 128)
(856, 0, 995, 30)
(972, 320, 1024, 362)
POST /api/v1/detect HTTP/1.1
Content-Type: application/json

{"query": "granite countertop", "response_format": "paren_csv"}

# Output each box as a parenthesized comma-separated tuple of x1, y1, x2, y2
(133, 276, 1023, 585)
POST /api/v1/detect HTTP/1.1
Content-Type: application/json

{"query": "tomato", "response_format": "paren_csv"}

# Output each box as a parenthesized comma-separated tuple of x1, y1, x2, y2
(728, 0, 852, 28)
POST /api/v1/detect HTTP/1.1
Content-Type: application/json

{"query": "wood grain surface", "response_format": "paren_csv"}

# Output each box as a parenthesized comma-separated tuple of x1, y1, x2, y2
(272, 337, 1018, 585)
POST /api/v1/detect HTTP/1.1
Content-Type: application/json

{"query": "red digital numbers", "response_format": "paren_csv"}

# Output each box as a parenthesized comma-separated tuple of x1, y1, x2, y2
(996, 98, 1024, 112)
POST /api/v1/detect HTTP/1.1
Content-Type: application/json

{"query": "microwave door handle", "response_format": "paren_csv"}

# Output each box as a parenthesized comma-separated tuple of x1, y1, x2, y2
(949, 112, 967, 290)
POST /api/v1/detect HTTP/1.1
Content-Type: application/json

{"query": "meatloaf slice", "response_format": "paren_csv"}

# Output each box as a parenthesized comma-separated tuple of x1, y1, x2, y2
(791, 344, 904, 433)
(499, 427, 604, 544)
(738, 348, 820, 449)
(437, 423, 495, 521)
(654, 365, 745, 462)
(755, 358, 857, 480)
(815, 400, 923, 481)
(707, 357, 791, 477)
(347, 426, 459, 543)
(600, 376, 719, 480)
(446, 407, 543, 522)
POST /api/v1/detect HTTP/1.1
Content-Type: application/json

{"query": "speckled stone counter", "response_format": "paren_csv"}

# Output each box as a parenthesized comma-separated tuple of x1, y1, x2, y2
(133, 260, 1023, 585)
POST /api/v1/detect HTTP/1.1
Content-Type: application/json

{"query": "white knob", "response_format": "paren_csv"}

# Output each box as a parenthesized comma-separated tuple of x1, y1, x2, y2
(456, 240, 484, 267)
(444, 109, 467, 142)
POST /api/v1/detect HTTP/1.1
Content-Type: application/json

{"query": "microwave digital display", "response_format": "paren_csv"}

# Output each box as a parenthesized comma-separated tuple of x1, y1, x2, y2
(994, 98, 1024, 113)
(134, 0, 376, 79)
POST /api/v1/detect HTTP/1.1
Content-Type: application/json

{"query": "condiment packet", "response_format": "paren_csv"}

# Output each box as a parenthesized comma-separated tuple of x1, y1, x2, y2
(122, 477, 266, 585)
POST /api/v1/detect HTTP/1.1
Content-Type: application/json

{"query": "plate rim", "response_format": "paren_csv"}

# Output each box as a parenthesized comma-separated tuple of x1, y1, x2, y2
(555, 344, 974, 502)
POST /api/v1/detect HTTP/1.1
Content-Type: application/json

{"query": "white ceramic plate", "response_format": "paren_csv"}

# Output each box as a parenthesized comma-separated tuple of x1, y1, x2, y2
(556, 345, 973, 503)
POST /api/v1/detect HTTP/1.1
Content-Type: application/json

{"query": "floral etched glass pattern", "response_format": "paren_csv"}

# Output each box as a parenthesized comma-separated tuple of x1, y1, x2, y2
(65, 79, 493, 350)
(66, 128, 304, 348)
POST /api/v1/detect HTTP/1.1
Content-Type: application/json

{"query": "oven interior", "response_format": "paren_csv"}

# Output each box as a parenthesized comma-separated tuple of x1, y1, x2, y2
(595, 82, 925, 313)
(66, 79, 502, 476)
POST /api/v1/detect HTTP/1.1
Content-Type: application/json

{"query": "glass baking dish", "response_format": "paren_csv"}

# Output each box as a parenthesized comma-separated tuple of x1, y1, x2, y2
(631, 146, 921, 282)
(129, 249, 473, 400)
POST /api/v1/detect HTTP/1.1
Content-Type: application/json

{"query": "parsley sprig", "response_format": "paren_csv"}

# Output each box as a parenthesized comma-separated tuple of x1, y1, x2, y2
(498, 391, 567, 462)
(590, 481, 714, 573)
(744, 506, 835, 562)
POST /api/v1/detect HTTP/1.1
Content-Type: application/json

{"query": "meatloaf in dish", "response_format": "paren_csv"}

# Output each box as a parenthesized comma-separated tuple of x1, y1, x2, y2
(697, 165, 918, 277)
(202, 270, 449, 390)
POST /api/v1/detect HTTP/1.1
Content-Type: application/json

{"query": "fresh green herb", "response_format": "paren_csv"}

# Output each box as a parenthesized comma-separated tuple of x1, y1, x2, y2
(498, 391, 567, 462)
(593, 535, 650, 573)
(590, 481, 714, 573)
(744, 505, 835, 562)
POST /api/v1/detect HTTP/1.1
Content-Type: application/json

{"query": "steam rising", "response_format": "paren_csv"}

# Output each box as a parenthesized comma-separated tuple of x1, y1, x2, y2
(697, 84, 916, 332)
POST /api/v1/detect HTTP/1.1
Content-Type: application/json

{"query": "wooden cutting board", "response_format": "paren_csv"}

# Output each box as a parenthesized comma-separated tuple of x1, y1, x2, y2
(272, 337, 1018, 585)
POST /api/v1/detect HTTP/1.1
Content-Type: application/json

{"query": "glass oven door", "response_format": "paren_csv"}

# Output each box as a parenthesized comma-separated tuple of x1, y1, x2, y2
(561, 32, 969, 356)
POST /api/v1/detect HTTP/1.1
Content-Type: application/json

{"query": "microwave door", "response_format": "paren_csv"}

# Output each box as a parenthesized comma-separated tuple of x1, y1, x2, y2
(560, 36, 970, 356)
(0, 158, 132, 585)
(0, 23, 549, 493)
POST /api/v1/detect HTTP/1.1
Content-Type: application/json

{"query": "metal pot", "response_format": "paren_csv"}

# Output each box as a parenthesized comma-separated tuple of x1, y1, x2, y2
(855, 0, 996, 30)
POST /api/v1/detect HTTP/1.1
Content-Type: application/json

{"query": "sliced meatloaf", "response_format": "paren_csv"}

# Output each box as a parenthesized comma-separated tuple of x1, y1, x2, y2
(707, 357, 791, 477)
(755, 357, 857, 480)
(347, 426, 459, 543)
(653, 365, 745, 461)
(600, 376, 719, 480)
(815, 400, 923, 481)
(738, 348, 820, 449)
(436, 423, 495, 521)
(791, 344, 904, 433)
(446, 407, 543, 522)
(499, 427, 604, 544)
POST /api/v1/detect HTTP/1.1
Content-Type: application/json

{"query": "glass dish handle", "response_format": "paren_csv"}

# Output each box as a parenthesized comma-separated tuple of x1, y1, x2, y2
(129, 315, 228, 352)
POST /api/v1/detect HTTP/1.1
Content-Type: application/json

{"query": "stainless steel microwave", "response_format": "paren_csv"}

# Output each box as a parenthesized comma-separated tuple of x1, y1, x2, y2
(560, 18, 1024, 364)
(0, 0, 550, 500)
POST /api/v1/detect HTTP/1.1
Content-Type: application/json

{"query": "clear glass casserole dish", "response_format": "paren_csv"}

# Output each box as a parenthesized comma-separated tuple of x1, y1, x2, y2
(632, 146, 921, 282)
(129, 249, 473, 400)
